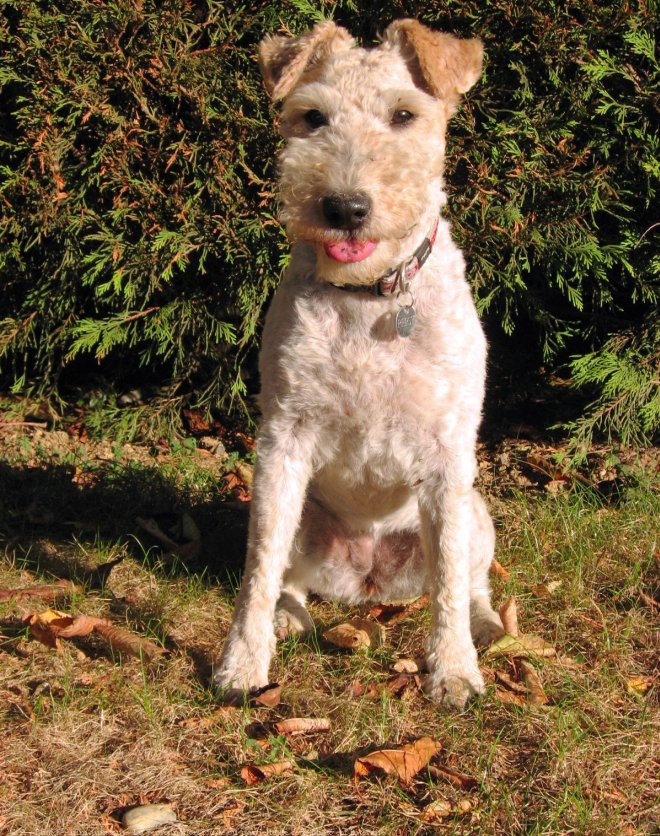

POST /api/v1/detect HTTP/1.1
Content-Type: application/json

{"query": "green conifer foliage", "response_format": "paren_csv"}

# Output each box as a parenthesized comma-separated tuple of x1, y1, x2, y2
(1, 1, 657, 443)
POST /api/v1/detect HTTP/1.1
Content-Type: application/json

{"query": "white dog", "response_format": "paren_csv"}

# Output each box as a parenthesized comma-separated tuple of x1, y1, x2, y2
(215, 19, 503, 709)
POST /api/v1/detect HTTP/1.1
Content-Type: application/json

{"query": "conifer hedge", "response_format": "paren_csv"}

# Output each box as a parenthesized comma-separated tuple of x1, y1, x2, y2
(1, 0, 657, 442)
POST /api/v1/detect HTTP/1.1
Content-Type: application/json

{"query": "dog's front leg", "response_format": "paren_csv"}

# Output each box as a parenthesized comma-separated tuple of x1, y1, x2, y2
(214, 424, 315, 694)
(419, 481, 485, 710)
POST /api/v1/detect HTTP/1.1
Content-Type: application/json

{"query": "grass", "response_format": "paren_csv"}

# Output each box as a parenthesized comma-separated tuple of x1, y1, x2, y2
(0, 423, 657, 835)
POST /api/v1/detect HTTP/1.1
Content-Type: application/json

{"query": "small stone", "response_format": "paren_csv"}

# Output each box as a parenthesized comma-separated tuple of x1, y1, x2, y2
(121, 803, 177, 834)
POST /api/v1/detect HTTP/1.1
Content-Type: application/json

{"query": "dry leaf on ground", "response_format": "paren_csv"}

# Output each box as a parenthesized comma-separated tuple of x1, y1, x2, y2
(490, 558, 510, 580)
(322, 618, 384, 650)
(22, 609, 164, 660)
(245, 717, 331, 740)
(499, 595, 518, 636)
(420, 798, 472, 822)
(0, 579, 81, 602)
(92, 622, 165, 661)
(495, 669, 527, 694)
(23, 608, 74, 650)
(484, 633, 556, 660)
(249, 683, 282, 708)
(354, 737, 441, 785)
(519, 659, 549, 705)
(369, 595, 430, 625)
(273, 718, 331, 736)
(625, 676, 654, 697)
(241, 760, 295, 785)
(392, 657, 425, 674)
(495, 687, 528, 706)
(385, 673, 422, 699)
(345, 680, 380, 699)
(419, 799, 453, 821)
(428, 764, 479, 790)
(532, 580, 562, 597)
(121, 803, 177, 835)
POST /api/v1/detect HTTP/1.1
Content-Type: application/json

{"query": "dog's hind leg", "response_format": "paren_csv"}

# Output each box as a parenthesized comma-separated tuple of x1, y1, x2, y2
(275, 580, 314, 639)
(469, 490, 504, 646)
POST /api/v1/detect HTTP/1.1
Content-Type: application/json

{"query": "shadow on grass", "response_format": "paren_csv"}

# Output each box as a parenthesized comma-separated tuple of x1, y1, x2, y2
(0, 459, 249, 587)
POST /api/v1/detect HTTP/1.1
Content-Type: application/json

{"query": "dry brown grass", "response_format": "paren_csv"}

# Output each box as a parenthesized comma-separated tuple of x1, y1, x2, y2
(0, 426, 658, 835)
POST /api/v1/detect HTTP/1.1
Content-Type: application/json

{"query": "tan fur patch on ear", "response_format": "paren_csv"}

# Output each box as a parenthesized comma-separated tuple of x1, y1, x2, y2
(384, 19, 483, 103)
(259, 21, 354, 100)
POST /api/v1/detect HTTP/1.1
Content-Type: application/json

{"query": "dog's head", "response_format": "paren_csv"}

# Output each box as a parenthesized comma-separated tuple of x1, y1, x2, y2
(259, 20, 483, 286)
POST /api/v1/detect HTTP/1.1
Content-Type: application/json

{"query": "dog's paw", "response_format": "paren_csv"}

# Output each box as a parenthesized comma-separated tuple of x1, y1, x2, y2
(424, 668, 485, 710)
(470, 608, 505, 647)
(275, 605, 314, 640)
(275, 592, 314, 640)
(212, 666, 269, 704)
(212, 639, 271, 695)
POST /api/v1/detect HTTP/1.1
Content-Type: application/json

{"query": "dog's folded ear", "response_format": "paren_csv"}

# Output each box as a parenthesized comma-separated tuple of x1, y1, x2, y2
(383, 19, 483, 108)
(259, 21, 354, 101)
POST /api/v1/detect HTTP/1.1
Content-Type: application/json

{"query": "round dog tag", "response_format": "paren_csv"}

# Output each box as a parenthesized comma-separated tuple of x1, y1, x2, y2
(395, 304, 416, 337)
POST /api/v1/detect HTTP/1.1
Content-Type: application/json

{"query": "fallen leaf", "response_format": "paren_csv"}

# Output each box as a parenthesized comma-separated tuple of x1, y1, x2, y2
(484, 633, 556, 660)
(241, 760, 295, 785)
(544, 478, 568, 493)
(532, 580, 562, 597)
(221, 800, 246, 829)
(121, 803, 177, 834)
(249, 683, 282, 708)
(235, 460, 254, 487)
(428, 763, 479, 790)
(490, 559, 510, 580)
(0, 579, 81, 602)
(354, 736, 441, 785)
(498, 595, 518, 636)
(525, 452, 565, 482)
(323, 618, 384, 650)
(385, 673, 421, 699)
(495, 687, 527, 706)
(519, 659, 549, 705)
(93, 622, 165, 661)
(272, 717, 331, 736)
(392, 658, 424, 674)
(495, 669, 527, 695)
(57, 614, 107, 637)
(369, 595, 430, 625)
(23, 609, 74, 650)
(26, 610, 165, 661)
(203, 778, 229, 789)
(625, 675, 654, 696)
(420, 799, 453, 821)
(345, 680, 379, 699)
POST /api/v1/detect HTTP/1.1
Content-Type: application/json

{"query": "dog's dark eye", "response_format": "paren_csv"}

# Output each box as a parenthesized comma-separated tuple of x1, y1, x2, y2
(303, 109, 328, 130)
(391, 109, 415, 126)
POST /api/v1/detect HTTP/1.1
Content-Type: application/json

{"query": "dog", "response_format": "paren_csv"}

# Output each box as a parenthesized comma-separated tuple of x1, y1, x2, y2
(214, 18, 504, 709)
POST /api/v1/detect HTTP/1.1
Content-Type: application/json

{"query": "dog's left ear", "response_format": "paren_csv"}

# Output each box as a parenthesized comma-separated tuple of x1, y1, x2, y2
(384, 19, 483, 108)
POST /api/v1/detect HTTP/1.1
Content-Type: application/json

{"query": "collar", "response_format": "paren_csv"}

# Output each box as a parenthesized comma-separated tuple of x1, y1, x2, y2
(330, 215, 440, 297)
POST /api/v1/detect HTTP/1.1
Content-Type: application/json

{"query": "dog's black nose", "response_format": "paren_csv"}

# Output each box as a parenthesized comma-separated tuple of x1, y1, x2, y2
(322, 193, 372, 231)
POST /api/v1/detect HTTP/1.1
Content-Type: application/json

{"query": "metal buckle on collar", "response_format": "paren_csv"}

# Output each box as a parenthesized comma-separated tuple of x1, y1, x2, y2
(330, 214, 439, 297)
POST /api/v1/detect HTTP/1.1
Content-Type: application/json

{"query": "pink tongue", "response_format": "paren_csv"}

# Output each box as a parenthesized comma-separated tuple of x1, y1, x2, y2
(324, 239, 377, 263)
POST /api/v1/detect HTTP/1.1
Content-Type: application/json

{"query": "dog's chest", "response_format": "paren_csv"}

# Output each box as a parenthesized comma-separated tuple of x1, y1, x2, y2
(283, 296, 440, 424)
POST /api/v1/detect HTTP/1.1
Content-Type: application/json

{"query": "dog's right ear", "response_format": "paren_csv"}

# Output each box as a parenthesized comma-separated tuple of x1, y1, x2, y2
(259, 21, 354, 100)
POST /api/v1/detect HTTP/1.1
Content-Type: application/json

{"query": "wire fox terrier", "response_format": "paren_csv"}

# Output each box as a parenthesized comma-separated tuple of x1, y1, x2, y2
(215, 18, 504, 709)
